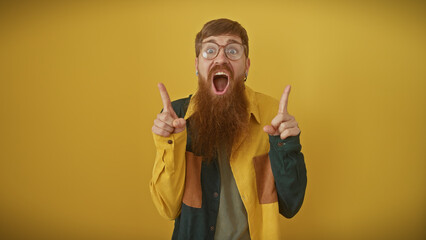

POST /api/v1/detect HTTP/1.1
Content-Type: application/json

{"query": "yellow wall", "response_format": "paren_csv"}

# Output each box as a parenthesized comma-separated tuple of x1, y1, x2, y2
(0, 1, 425, 239)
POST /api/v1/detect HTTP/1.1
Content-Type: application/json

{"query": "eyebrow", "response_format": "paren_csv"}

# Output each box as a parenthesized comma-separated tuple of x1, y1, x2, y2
(202, 39, 242, 45)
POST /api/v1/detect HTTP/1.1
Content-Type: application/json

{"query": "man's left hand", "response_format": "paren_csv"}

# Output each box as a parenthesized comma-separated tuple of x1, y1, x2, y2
(263, 85, 300, 139)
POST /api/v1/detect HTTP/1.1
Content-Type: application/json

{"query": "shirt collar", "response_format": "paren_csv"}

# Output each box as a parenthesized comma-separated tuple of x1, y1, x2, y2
(184, 85, 261, 124)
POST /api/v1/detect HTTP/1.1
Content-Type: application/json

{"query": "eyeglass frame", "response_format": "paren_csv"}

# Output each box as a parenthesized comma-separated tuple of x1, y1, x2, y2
(199, 41, 248, 61)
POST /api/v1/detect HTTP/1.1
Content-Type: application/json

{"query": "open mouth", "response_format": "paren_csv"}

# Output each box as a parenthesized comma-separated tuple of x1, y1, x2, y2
(212, 71, 230, 95)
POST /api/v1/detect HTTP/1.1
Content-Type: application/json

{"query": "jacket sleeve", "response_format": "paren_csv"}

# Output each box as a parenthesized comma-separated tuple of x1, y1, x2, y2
(149, 130, 187, 220)
(268, 133, 307, 218)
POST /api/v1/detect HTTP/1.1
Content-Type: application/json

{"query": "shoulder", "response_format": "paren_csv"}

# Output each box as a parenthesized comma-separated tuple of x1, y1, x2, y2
(254, 91, 279, 108)
(257, 92, 279, 121)
(247, 87, 279, 124)
(246, 86, 278, 106)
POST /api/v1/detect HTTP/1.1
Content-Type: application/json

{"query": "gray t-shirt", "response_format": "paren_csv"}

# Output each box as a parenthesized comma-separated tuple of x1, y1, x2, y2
(214, 153, 251, 240)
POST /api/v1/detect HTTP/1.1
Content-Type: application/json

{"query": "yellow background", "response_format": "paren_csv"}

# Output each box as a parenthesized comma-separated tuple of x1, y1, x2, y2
(0, 0, 425, 239)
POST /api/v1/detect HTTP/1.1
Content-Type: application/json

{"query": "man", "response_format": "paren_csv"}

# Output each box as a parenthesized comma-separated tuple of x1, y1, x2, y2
(150, 18, 307, 240)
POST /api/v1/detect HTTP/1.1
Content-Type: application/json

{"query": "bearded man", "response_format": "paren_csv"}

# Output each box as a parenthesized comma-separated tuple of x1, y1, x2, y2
(150, 18, 307, 240)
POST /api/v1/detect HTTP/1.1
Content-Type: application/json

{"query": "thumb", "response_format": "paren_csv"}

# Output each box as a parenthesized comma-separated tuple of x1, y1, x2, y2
(263, 125, 277, 135)
(173, 118, 186, 131)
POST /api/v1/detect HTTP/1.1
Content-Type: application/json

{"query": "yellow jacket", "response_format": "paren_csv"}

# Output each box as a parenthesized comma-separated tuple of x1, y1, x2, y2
(150, 86, 307, 240)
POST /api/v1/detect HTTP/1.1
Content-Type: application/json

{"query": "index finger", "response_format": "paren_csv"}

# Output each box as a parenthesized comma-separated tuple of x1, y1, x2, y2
(158, 83, 172, 112)
(278, 85, 291, 113)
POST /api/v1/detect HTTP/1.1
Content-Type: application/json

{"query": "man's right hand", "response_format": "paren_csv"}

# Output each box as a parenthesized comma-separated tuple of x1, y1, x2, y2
(152, 83, 186, 137)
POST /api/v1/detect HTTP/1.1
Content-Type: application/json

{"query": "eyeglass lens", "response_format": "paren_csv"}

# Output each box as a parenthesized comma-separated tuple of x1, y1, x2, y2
(201, 42, 244, 60)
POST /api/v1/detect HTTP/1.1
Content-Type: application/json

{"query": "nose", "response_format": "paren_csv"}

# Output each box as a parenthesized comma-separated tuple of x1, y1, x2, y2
(213, 47, 229, 64)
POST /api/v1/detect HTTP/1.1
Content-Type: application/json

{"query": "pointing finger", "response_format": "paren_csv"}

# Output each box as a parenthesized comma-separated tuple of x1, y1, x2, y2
(278, 85, 291, 113)
(158, 83, 172, 112)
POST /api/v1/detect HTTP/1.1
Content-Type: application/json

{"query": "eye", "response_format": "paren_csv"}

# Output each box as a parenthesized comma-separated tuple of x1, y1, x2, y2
(227, 48, 238, 55)
(206, 48, 216, 54)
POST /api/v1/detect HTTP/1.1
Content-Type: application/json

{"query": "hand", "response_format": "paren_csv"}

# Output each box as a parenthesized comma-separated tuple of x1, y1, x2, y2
(263, 85, 300, 139)
(152, 83, 186, 137)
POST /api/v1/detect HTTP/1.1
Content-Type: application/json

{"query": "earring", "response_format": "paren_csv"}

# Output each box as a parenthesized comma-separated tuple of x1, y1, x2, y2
(244, 72, 248, 82)
(196, 70, 198, 76)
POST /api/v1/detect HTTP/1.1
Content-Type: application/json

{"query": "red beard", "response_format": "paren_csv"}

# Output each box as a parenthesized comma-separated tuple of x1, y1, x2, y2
(190, 64, 249, 161)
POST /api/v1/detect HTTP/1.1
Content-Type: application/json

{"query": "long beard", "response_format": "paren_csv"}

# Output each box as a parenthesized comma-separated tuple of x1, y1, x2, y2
(190, 65, 249, 161)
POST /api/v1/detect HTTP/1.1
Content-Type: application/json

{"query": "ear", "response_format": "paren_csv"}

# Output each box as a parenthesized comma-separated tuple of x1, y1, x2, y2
(245, 57, 251, 74)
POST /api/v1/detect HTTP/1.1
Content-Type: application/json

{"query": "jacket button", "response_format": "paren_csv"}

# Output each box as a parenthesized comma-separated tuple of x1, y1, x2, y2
(210, 226, 215, 231)
(213, 192, 218, 198)
(167, 140, 173, 144)
(277, 142, 285, 147)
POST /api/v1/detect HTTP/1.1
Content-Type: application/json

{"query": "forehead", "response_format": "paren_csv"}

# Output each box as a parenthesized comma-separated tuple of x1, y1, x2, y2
(202, 35, 242, 45)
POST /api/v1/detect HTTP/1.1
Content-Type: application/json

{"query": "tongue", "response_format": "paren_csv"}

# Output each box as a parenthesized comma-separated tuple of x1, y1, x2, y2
(214, 77, 228, 92)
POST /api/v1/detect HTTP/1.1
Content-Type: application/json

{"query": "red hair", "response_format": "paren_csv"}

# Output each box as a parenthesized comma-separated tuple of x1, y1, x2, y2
(195, 18, 249, 57)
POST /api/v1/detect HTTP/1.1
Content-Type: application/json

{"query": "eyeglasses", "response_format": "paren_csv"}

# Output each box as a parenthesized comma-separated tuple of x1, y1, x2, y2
(200, 42, 245, 61)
